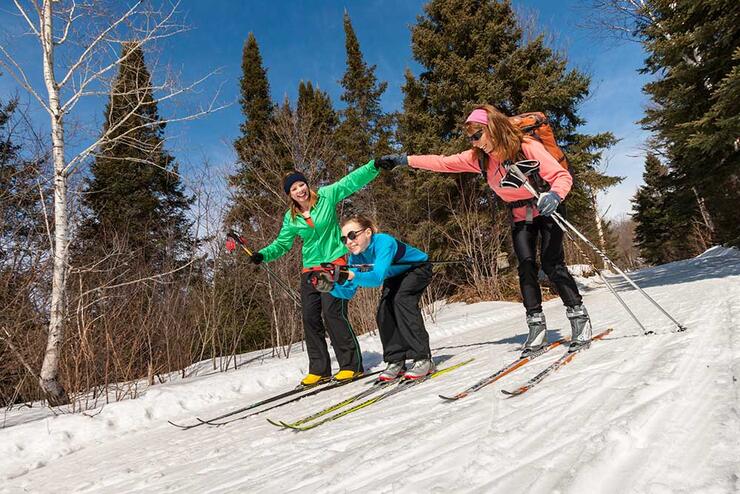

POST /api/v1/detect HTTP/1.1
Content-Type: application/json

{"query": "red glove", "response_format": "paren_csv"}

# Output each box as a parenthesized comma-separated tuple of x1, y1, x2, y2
(319, 263, 350, 284)
(225, 237, 237, 253)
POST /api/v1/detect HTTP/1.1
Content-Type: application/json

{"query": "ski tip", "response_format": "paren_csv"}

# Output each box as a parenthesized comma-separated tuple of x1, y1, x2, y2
(266, 418, 285, 428)
(281, 421, 305, 431)
(501, 389, 523, 397)
(438, 394, 458, 401)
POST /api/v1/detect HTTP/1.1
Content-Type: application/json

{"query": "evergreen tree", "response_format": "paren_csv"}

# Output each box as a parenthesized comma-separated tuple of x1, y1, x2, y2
(638, 0, 740, 247)
(631, 153, 698, 264)
(399, 0, 620, 270)
(297, 81, 338, 134)
(296, 80, 340, 183)
(235, 33, 274, 157)
(229, 33, 276, 230)
(0, 89, 52, 404)
(79, 42, 193, 269)
(335, 10, 396, 221)
(335, 10, 392, 166)
(0, 96, 48, 262)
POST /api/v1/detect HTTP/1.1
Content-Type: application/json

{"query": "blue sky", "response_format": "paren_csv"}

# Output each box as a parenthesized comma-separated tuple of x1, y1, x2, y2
(0, 0, 651, 220)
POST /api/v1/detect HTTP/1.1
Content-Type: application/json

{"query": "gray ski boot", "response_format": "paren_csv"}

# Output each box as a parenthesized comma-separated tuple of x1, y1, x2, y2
(566, 304, 592, 352)
(521, 312, 548, 357)
(403, 359, 436, 380)
(378, 361, 406, 382)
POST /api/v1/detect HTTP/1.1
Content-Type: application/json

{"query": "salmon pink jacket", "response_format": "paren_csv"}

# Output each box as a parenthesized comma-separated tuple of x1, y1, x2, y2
(408, 138, 572, 223)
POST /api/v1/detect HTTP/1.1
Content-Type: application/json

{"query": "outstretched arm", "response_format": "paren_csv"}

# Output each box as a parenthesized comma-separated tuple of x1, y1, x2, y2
(320, 160, 381, 204)
(258, 214, 297, 263)
(408, 149, 480, 174)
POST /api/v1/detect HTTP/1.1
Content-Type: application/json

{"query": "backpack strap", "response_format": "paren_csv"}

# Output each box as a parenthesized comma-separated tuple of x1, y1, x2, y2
(477, 153, 488, 181)
(392, 239, 407, 264)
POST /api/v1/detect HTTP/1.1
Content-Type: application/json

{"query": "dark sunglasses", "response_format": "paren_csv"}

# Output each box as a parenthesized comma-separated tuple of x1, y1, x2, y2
(340, 229, 367, 244)
(467, 129, 484, 142)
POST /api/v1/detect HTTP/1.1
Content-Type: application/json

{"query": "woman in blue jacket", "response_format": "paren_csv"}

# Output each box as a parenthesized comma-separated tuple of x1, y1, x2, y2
(310, 215, 434, 381)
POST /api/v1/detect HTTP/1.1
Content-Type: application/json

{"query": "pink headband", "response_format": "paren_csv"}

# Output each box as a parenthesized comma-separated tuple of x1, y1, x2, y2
(465, 108, 489, 125)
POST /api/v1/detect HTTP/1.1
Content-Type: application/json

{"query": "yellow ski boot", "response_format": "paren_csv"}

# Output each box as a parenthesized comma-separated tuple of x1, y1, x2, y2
(333, 370, 363, 382)
(300, 373, 331, 387)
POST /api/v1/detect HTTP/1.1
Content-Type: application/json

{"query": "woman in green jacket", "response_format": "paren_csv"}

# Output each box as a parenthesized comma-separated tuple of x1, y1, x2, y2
(249, 160, 381, 387)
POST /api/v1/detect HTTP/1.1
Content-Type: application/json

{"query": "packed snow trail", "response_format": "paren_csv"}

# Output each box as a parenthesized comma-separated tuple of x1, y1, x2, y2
(1, 247, 739, 493)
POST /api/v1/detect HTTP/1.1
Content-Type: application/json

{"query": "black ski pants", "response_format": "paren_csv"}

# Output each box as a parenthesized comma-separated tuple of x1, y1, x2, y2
(300, 272, 363, 376)
(376, 263, 433, 363)
(512, 215, 582, 315)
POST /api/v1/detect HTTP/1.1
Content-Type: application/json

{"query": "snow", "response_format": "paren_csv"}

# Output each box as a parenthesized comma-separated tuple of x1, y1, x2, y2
(2, 247, 740, 493)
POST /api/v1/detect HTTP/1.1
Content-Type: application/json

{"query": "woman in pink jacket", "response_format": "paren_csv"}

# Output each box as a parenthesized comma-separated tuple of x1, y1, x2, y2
(375, 104, 592, 354)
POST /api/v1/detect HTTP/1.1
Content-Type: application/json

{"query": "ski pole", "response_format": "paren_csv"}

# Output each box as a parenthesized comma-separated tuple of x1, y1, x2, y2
(226, 230, 302, 306)
(341, 257, 472, 272)
(509, 163, 687, 333)
(554, 218, 651, 335)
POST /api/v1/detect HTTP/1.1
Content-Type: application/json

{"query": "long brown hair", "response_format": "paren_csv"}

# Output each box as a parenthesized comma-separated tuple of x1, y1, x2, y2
(283, 171, 318, 220)
(465, 104, 524, 162)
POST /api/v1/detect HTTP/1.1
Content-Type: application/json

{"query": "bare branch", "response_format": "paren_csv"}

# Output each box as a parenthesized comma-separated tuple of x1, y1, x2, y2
(57, 0, 143, 88)
(0, 47, 52, 114)
(64, 72, 229, 175)
(55, 1, 80, 45)
(12, 0, 41, 37)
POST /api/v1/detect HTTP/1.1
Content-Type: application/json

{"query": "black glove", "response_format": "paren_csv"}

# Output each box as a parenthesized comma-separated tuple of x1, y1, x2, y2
(250, 252, 264, 265)
(308, 271, 334, 292)
(374, 154, 408, 171)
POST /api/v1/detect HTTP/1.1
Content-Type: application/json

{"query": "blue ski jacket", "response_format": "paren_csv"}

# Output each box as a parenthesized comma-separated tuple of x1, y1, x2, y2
(331, 233, 428, 299)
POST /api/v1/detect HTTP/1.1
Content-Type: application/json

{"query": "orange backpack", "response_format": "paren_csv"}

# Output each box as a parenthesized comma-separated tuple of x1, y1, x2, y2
(509, 112, 569, 169)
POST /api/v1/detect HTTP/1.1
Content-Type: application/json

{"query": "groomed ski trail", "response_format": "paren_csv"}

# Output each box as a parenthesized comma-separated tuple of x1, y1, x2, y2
(1, 248, 738, 494)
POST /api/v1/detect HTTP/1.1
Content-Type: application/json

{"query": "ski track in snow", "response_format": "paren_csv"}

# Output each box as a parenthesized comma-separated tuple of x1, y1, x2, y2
(1, 247, 740, 493)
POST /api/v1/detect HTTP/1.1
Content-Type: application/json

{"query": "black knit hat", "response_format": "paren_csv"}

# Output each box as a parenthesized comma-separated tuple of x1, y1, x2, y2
(283, 171, 308, 195)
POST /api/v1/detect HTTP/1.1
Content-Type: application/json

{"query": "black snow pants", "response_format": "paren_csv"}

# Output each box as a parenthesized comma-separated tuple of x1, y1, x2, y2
(376, 263, 433, 363)
(300, 272, 363, 376)
(512, 215, 583, 315)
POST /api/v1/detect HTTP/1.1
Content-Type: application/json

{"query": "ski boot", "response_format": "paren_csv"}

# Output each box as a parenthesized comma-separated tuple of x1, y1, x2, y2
(403, 359, 436, 380)
(333, 369, 363, 382)
(521, 311, 548, 357)
(300, 373, 331, 387)
(378, 361, 406, 382)
(566, 304, 592, 352)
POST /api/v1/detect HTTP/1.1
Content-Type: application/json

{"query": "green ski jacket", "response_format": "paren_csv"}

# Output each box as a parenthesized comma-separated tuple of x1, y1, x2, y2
(259, 160, 380, 268)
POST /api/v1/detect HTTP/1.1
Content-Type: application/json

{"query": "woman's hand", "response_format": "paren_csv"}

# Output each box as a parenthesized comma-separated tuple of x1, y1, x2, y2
(537, 191, 562, 216)
(374, 154, 408, 170)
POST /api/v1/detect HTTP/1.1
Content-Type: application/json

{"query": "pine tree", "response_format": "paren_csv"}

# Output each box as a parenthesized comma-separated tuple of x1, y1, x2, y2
(79, 42, 193, 269)
(399, 0, 620, 276)
(334, 10, 396, 222)
(335, 11, 392, 165)
(297, 81, 338, 134)
(0, 97, 47, 261)
(631, 153, 695, 264)
(0, 90, 53, 404)
(639, 0, 740, 248)
(234, 33, 273, 160)
(229, 33, 276, 230)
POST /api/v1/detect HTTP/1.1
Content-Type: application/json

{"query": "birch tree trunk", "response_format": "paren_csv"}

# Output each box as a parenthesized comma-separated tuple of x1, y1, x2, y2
(590, 188, 609, 270)
(38, 0, 70, 406)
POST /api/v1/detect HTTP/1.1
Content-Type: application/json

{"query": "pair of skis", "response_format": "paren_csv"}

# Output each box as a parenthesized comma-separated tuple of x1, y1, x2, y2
(269, 358, 475, 431)
(168, 371, 379, 430)
(439, 328, 613, 401)
(170, 329, 611, 431)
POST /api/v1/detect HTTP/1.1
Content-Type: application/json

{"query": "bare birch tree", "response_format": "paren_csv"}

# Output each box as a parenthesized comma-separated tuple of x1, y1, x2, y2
(0, 0, 223, 405)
